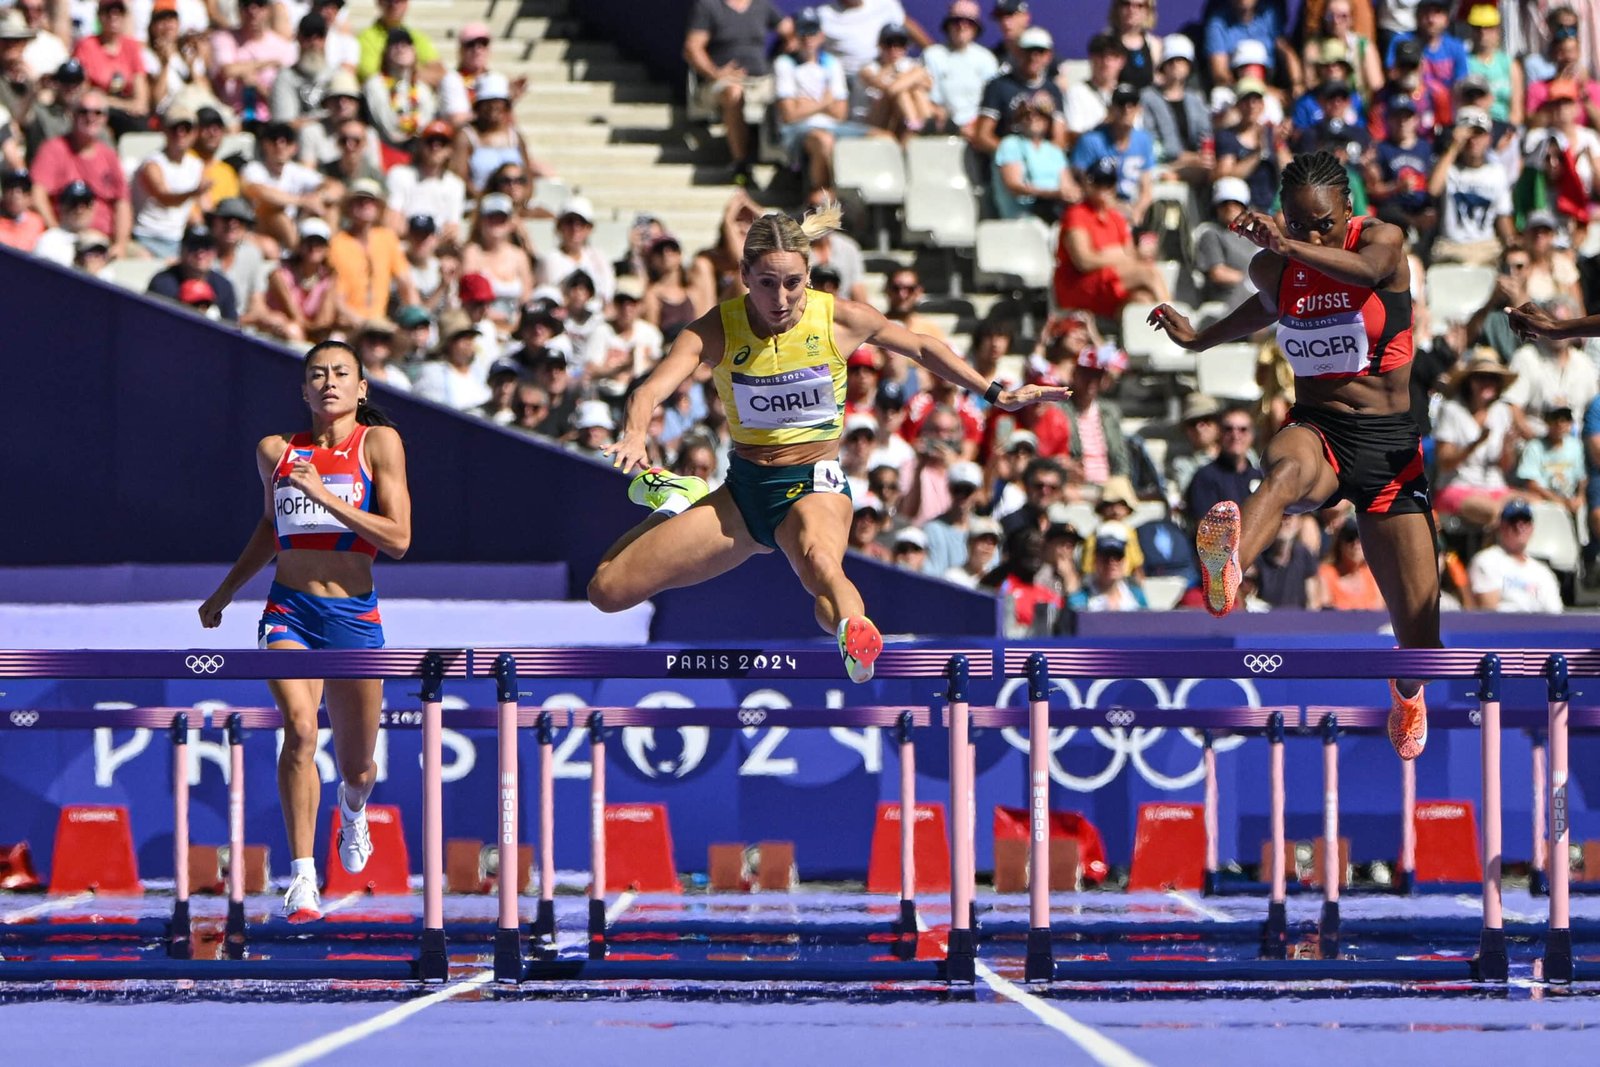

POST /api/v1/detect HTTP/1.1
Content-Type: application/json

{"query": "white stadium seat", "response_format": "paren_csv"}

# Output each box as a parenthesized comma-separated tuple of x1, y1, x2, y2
(903, 184, 977, 249)
(1121, 301, 1197, 374)
(832, 137, 906, 206)
(522, 217, 557, 256)
(218, 133, 257, 162)
(1196, 342, 1263, 402)
(975, 218, 1053, 291)
(1424, 263, 1497, 325)
(106, 256, 168, 293)
(1141, 574, 1189, 610)
(904, 136, 971, 191)
(530, 178, 571, 216)
(589, 216, 634, 265)
(1528, 501, 1581, 573)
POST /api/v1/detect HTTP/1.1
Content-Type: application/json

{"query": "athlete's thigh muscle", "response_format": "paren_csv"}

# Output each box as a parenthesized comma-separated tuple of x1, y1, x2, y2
(603, 487, 766, 603)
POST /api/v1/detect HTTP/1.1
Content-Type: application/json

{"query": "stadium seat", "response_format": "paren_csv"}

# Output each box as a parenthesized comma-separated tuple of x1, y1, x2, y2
(530, 177, 572, 216)
(1424, 263, 1496, 325)
(1528, 500, 1581, 573)
(1130, 500, 1169, 527)
(974, 218, 1053, 291)
(903, 184, 977, 249)
(904, 136, 971, 191)
(1141, 574, 1189, 610)
(1192, 300, 1230, 328)
(1121, 300, 1196, 374)
(117, 131, 164, 165)
(522, 217, 557, 257)
(589, 216, 634, 265)
(832, 137, 906, 206)
(1055, 501, 1098, 537)
(106, 257, 168, 293)
(1196, 342, 1262, 402)
(218, 133, 257, 162)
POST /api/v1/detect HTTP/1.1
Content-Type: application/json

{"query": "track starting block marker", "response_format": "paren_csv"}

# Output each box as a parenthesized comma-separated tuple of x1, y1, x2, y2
(604, 804, 678, 892)
(1128, 802, 1205, 892)
(1414, 800, 1482, 883)
(993, 806, 1108, 885)
(866, 802, 950, 894)
(49, 805, 141, 894)
(0, 842, 41, 890)
(708, 843, 747, 891)
(324, 805, 410, 895)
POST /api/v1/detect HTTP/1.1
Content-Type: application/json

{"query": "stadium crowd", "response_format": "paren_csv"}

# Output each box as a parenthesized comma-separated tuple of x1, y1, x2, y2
(0, 0, 1592, 630)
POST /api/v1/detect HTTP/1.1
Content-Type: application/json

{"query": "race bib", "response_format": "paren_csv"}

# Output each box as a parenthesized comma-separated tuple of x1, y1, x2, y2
(274, 474, 360, 536)
(1276, 307, 1369, 377)
(812, 460, 846, 494)
(731, 364, 836, 430)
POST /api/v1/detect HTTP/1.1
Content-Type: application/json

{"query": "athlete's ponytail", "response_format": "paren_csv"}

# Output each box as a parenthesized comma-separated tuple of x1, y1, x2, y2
(304, 339, 398, 429)
(740, 197, 845, 270)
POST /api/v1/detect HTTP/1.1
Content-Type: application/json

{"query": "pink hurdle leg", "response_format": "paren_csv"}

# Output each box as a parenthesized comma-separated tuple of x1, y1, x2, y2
(225, 713, 246, 959)
(419, 654, 449, 982)
(1203, 735, 1218, 894)
(1400, 758, 1417, 892)
(492, 653, 522, 983)
(1545, 655, 1573, 982)
(897, 711, 917, 935)
(944, 656, 975, 983)
(531, 711, 556, 941)
(588, 712, 608, 959)
(1319, 714, 1341, 954)
(1023, 649, 1053, 982)
(168, 713, 192, 959)
(1475, 655, 1507, 980)
(1264, 711, 1288, 956)
(1532, 738, 1548, 891)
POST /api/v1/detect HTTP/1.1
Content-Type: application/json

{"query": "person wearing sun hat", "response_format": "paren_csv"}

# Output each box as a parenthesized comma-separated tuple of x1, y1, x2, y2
(1432, 349, 1519, 523)
(921, 0, 997, 137)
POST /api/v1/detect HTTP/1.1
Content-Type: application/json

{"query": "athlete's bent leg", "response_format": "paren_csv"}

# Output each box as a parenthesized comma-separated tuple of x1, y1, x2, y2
(269, 668, 326, 862)
(325, 677, 382, 873)
(588, 487, 763, 613)
(1358, 509, 1443, 759)
(773, 491, 862, 631)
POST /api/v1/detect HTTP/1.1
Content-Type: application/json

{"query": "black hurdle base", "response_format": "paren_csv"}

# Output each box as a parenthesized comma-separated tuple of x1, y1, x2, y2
(946, 928, 976, 983)
(224, 899, 246, 960)
(167, 900, 191, 959)
(1024, 927, 1053, 983)
(530, 899, 556, 941)
(1318, 900, 1341, 957)
(894, 898, 918, 935)
(1545, 927, 1574, 983)
(1261, 901, 1288, 959)
(419, 927, 448, 982)
(1474, 926, 1509, 982)
(588, 899, 608, 960)
(494, 927, 523, 983)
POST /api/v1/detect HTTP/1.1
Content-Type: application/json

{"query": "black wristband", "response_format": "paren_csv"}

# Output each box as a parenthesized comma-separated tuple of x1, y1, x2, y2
(983, 381, 1002, 404)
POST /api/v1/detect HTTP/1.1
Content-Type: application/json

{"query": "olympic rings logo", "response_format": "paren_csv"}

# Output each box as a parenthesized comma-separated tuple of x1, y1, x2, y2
(1242, 654, 1284, 674)
(738, 710, 767, 726)
(1104, 709, 1136, 727)
(9, 711, 39, 727)
(185, 655, 226, 675)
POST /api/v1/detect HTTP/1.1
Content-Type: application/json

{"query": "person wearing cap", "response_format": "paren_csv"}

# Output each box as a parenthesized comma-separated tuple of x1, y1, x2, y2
(265, 215, 338, 342)
(1518, 212, 1585, 308)
(1364, 93, 1437, 250)
(1203, 0, 1296, 90)
(363, 25, 438, 160)
(814, 0, 930, 82)
(452, 72, 542, 199)
(771, 11, 874, 192)
(178, 275, 220, 318)
(350, 315, 413, 391)
(888, 523, 928, 572)
(1300, 1, 1382, 99)
(972, 24, 1063, 155)
(569, 398, 620, 457)
(1082, 474, 1148, 569)
(241, 120, 333, 246)
(296, 69, 367, 166)
(1514, 403, 1583, 515)
(439, 21, 523, 126)
(1427, 103, 1512, 266)
(1053, 154, 1169, 319)
(20, 59, 86, 157)
(356, 0, 440, 85)
(1071, 81, 1158, 222)
(210, 0, 296, 122)
(856, 21, 935, 139)
(1431, 349, 1519, 523)
(71, 0, 148, 134)
(684, 0, 791, 182)
(920, 459, 988, 574)
(1067, 520, 1148, 612)
(380, 121, 463, 241)
(149, 222, 241, 318)
(1150, 143, 1442, 759)
(945, 515, 1001, 587)
(0, 163, 45, 252)
(15, 0, 67, 84)
(535, 195, 616, 304)
(199, 337, 414, 925)
(187, 106, 242, 210)
(992, 90, 1071, 221)
(268, 13, 335, 129)
(1193, 176, 1259, 306)
(131, 105, 209, 259)
(1138, 33, 1214, 183)
(839, 410, 880, 495)
(1165, 392, 1224, 502)
(1378, 36, 1450, 135)
(1462, 3, 1520, 126)
(1290, 44, 1367, 134)
(589, 198, 1070, 685)
(32, 179, 95, 265)
(921, 0, 997, 139)
(1467, 498, 1564, 613)
(329, 176, 415, 329)
(1212, 76, 1292, 213)
(609, 289, 664, 381)
(29, 90, 129, 252)
(1522, 5, 1583, 86)
(412, 308, 492, 411)
(462, 190, 533, 331)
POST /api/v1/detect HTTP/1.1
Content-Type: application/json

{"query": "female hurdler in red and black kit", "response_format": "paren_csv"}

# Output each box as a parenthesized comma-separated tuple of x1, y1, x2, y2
(1149, 150, 1438, 761)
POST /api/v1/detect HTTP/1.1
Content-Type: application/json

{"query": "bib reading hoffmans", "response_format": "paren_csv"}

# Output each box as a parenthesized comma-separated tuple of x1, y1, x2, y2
(1274, 216, 1413, 379)
(271, 425, 378, 558)
(713, 289, 847, 446)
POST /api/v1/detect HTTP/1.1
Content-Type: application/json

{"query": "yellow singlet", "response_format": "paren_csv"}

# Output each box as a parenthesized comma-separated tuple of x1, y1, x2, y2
(712, 289, 847, 447)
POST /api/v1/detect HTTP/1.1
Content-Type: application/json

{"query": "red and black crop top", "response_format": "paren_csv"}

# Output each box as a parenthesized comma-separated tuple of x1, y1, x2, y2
(1274, 216, 1413, 380)
(271, 425, 377, 558)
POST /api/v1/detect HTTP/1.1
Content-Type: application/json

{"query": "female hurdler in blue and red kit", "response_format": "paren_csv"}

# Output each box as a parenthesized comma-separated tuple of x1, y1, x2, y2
(1149, 150, 1439, 762)
(199, 341, 412, 920)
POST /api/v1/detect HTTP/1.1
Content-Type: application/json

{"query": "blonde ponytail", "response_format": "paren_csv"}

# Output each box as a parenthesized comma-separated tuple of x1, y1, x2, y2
(741, 198, 846, 270)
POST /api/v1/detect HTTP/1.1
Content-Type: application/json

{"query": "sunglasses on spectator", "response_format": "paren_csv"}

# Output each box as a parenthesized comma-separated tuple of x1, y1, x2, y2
(463, 37, 490, 47)
(1222, 422, 1253, 434)
(1030, 480, 1062, 492)
(339, 135, 365, 145)
(888, 282, 920, 292)
(76, 107, 107, 117)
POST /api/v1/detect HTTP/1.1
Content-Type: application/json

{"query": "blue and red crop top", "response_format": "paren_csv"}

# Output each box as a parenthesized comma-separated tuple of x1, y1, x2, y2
(271, 425, 377, 558)
(1274, 216, 1414, 380)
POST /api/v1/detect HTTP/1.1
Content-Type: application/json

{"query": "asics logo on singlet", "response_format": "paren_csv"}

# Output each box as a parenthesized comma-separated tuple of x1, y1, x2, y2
(1242, 654, 1283, 674)
(185, 654, 226, 675)
(731, 345, 752, 366)
(9, 711, 39, 727)
(785, 482, 806, 499)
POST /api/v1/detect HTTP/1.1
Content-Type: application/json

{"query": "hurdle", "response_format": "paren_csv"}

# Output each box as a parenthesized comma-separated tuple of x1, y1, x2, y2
(472, 644, 987, 983)
(0, 649, 466, 982)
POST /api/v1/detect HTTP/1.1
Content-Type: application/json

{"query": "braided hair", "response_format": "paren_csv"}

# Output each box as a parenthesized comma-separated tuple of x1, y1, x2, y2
(1280, 150, 1350, 201)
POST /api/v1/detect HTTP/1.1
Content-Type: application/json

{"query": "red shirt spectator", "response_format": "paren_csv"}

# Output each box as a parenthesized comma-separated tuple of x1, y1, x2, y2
(72, 0, 148, 122)
(1052, 161, 1168, 318)
(0, 169, 46, 251)
(31, 93, 129, 244)
(902, 379, 985, 453)
(981, 403, 1070, 461)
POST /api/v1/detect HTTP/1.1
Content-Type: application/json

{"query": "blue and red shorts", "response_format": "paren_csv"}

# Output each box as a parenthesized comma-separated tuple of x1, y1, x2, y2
(257, 581, 385, 650)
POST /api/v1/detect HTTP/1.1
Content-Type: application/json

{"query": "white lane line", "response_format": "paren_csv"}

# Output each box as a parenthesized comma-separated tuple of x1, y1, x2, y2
(1166, 889, 1231, 923)
(239, 970, 494, 1067)
(918, 915, 1151, 1067)
(319, 892, 363, 916)
(605, 891, 636, 925)
(3, 892, 92, 922)
(1454, 894, 1537, 924)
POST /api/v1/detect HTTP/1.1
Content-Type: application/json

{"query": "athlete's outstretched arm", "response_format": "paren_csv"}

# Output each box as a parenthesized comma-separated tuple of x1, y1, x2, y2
(1149, 250, 1281, 351)
(603, 311, 715, 473)
(1506, 301, 1600, 341)
(834, 300, 1071, 411)
(199, 437, 285, 628)
(1230, 209, 1402, 289)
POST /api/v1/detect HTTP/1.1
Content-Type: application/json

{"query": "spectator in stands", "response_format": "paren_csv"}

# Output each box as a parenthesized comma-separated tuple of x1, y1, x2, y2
(537, 196, 616, 305)
(1062, 31, 1125, 140)
(1433, 350, 1519, 524)
(179, 109, 233, 220)
(973, 26, 1063, 156)
(903, 368, 982, 456)
(967, 318, 1014, 404)
(355, 320, 414, 392)
(211, 196, 282, 336)
(1524, 24, 1600, 123)
(849, 495, 893, 561)
(856, 22, 934, 140)
(384, 119, 464, 243)
(1140, 35, 1214, 186)
(330, 178, 414, 330)
(1364, 94, 1436, 255)
(265, 215, 337, 342)
(900, 405, 967, 524)
(1251, 512, 1323, 609)
(999, 456, 1064, 538)
(986, 0, 1032, 73)
(507, 381, 549, 435)
(211, 0, 295, 126)
(920, 459, 986, 574)
(23, 59, 84, 158)
(356, 0, 440, 84)
(641, 236, 703, 346)
(30, 90, 128, 256)
(1521, 212, 1584, 306)
(1062, 343, 1129, 498)
(922, 0, 996, 142)
(143, 3, 209, 125)
(946, 516, 1001, 586)
(840, 412, 879, 496)
(178, 276, 223, 319)
(149, 223, 239, 320)
(1204, 0, 1296, 92)
(439, 21, 523, 127)
(610, 290, 663, 382)
(992, 92, 1071, 222)
(672, 433, 722, 487)
(242, 120, 333, 248)
(1385, 0, 1466, 100)
(1505, 297, 1597, 440)
(1068, 521, 1147, 610)
(562, 269, 618, 375)
(1071, 84, 1156, 223)
(868, 456, 906, 525)
(71, 228, 112, 277)
(462, 191, 532, 332)
(1192, 177, 1258, 307)
(412, 310, 490, 410)
(1428, 106, 1512, 266)
(1291, 44, 1366, 134)
(0, 167, 43, 251)
(523, 348, 576, 436)
(843, 346, 880, 414)
(73, 0, 148, 135)
(476, 360, 522, 423)
(1105, 0, 1162, 90)
(16, 1, 67, 83)
(817, 0, 929, 83)
(1463, 4, 1518, 126)
(299, 70, 366, 166)
(131, 106, 209, 259)
(803, 185, 870, 302)
(882, 266, 946, 343)
(1521, 5, 1580, 85)
(1317, 519, 1383, 609)
(1053, 157, 1168, 320)
(1302, 0, 1383, 99)
(774, 9, 870, 194)
(1184, 407, 1261, 530)
(1469, 497, 1564, 612)
(399, 216, 445, 306)
(683, 0, 790, 185)
(33, 180, 94, 264)
(689, 188, 759, 308)
(1081, 477, 1147, 571)
(891, 525, 929, 572)
(1374, 37, 1448, 137)
(1213, 78, 1290, 214)
(311, 0, 360, 73)
(1165, 393, 1223, 503)
(987, 526, 1062, 635)
(363, 28, 436, 163)
(270, 14, 334, 132)
(1515, 404, 1583, 515)
(321, 115, 387, 197)
(453, 72, 539, 199)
